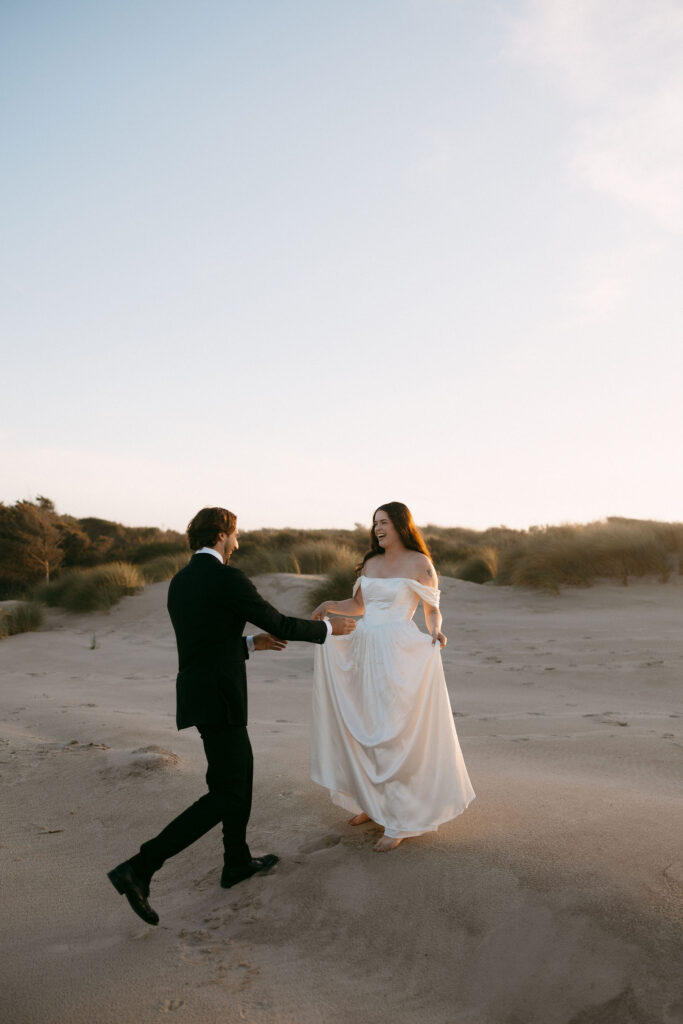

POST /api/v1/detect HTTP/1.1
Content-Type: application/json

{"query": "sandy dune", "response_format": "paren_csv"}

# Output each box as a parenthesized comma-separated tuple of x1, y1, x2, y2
(1, 574, 681, 1024)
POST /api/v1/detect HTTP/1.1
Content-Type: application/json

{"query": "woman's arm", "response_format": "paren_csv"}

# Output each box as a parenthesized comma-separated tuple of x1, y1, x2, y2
(423, 601, 446, 647)
(417, 557, 446, 647)
(311, 586, 364, 620)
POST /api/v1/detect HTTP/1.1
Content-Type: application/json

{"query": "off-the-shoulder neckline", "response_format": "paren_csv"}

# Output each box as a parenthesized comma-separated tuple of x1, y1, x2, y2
(359, 574, 438, 588)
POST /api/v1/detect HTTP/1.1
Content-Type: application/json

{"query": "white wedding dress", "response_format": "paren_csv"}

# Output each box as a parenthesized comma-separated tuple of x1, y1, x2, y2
(311, 576, 475, 839)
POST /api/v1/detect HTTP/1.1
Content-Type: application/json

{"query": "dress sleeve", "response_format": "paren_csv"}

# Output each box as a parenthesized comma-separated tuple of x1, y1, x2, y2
(406, 579, 440, 608)
(352, 577, 362, 597)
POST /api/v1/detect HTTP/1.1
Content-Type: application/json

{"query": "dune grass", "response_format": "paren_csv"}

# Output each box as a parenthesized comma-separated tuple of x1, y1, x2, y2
(237, 518, 683, 593)
(291, 540, 358, 575)
(13, 517, 683, 617)
(306, 567, 358, 613)
(130, 541, 189, 564)
(231, 539, 360, 577)
(36, 562, 144, 612)
(0, 600, 44, 639)
(139, 552, 190, 583)
(495, 520, 680, 593)
(232, 548, 300, 576)
(441, 547, 499, 584)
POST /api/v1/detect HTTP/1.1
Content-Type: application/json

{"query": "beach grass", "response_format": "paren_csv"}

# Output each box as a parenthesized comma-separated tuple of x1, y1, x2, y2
(441, 547, 499, 584)
(232, 548, 300, 576)
(291, 540, 358, 575)
(9, 512, 683, 610)
(36, 562, 144, 612)
(306, 566, 358, 613)
(495, 520, 680, 593)
(139, 552, 190, 583)
(0, 600, 44, 639)
(237, 518, 683, 593)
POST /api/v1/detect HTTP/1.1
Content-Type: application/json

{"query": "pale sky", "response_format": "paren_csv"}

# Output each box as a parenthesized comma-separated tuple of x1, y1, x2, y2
(2, 0, 682, 532)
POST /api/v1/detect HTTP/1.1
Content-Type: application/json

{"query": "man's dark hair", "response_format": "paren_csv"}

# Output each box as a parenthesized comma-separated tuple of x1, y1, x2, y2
(187, 507, 236, 551)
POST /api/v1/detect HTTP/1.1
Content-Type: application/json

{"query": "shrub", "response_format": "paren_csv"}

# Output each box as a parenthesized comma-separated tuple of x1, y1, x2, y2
(140, 553, 190, 583)
(34, 570, 80, 607)
(131, 541, 189, 564)
(442, 547, 498, 584)
(36, 562, 144, 612)
(0, 600, 44, 639)
(291, 541, 358, 575)
(496, 520, 675, 592)
(232, 549, 300, 576)
(424, 537, 474, 563)
(306, 567, 358, 613)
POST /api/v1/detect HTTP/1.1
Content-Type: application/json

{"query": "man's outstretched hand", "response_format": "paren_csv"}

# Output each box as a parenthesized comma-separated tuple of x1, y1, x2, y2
(253, 633, 288, 651)
(330, 617, 356, 636)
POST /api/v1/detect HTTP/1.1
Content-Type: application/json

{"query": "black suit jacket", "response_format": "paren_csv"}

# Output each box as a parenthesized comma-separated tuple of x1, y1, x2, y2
(167, 553, 327, 730)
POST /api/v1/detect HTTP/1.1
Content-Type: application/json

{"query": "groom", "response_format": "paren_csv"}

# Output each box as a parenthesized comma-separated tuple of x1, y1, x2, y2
(107, 506, 356, 925)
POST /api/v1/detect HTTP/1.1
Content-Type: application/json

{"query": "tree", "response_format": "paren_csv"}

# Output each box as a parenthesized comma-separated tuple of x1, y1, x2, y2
(0, 498, 64, 588)
(57, 520, 95, 566)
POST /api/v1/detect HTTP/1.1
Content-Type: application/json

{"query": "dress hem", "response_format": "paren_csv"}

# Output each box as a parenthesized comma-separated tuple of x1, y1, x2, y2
(312, 779, 476, 839)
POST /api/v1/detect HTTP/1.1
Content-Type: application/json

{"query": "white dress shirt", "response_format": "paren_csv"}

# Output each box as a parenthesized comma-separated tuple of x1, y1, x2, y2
(194, 547, 332, 648)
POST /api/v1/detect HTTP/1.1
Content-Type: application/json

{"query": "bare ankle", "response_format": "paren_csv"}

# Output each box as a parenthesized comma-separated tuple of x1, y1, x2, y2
(373, 836, 403, 853)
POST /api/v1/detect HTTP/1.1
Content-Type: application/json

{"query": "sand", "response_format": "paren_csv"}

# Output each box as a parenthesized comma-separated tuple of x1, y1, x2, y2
(1, 573, 681, 1024)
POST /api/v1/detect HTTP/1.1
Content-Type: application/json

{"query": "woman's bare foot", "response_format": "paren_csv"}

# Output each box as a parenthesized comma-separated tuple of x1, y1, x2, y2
(373, 836, 403, 852)
(348, 813, 371, 826)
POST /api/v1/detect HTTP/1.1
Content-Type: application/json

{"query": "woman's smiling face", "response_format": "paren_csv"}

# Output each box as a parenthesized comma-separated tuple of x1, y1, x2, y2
(373, 509, 399, 549)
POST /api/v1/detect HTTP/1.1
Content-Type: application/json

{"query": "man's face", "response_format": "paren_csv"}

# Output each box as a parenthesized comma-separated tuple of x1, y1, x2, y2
(221, 528, 239, 563)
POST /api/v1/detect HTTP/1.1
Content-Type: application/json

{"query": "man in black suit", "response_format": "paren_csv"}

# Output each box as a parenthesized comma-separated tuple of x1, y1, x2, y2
(108, 506, 356, 925)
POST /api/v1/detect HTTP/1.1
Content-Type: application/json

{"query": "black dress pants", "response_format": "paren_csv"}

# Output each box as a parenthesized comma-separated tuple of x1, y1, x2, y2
(131, 724, 253, 880)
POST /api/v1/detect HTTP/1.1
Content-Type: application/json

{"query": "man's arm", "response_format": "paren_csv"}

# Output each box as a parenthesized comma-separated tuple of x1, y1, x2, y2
(228, 568, 346, 643)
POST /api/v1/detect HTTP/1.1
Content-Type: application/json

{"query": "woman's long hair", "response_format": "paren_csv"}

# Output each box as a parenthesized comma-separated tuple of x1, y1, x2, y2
(356, 501, 432, 576)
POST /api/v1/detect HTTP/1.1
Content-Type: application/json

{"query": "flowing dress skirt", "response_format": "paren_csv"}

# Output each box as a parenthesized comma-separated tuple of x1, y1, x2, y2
(311, 614, 475, 839)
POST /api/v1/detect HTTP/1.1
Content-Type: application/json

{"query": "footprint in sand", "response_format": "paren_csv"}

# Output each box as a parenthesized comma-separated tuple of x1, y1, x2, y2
(664, 862, 683, 885)
(583, 712, 629, 726)
(100, 746, 180, 779)
(159, 998, 184, 1012)
(298, 834, 342, 854)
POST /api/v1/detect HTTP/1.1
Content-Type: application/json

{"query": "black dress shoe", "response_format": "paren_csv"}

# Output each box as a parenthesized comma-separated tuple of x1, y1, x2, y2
(221, 854, 279, 889)
(107, 861, 159, 925)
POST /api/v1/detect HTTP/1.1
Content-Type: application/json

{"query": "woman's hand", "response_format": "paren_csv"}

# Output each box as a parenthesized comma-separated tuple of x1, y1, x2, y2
(431, 630, 447, 648)
(311, 602, 330, 620)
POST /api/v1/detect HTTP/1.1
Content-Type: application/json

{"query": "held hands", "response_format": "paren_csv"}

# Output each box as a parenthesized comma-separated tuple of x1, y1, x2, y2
(431, 630, 447, 648)
(253, 633, 288, 652)
(312, 601, 355, 635)
(330, 617, 356, 636)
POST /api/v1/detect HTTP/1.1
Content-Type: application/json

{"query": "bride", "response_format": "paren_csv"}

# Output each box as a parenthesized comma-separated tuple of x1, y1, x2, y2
(310, 502, 475, 852)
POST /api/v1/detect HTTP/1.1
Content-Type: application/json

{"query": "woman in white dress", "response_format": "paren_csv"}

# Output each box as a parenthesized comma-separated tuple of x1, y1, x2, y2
(310, 502, 475, 852)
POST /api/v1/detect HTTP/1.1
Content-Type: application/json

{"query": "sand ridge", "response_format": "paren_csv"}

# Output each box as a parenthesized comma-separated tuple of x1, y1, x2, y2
(1, 575, 682, 1023)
